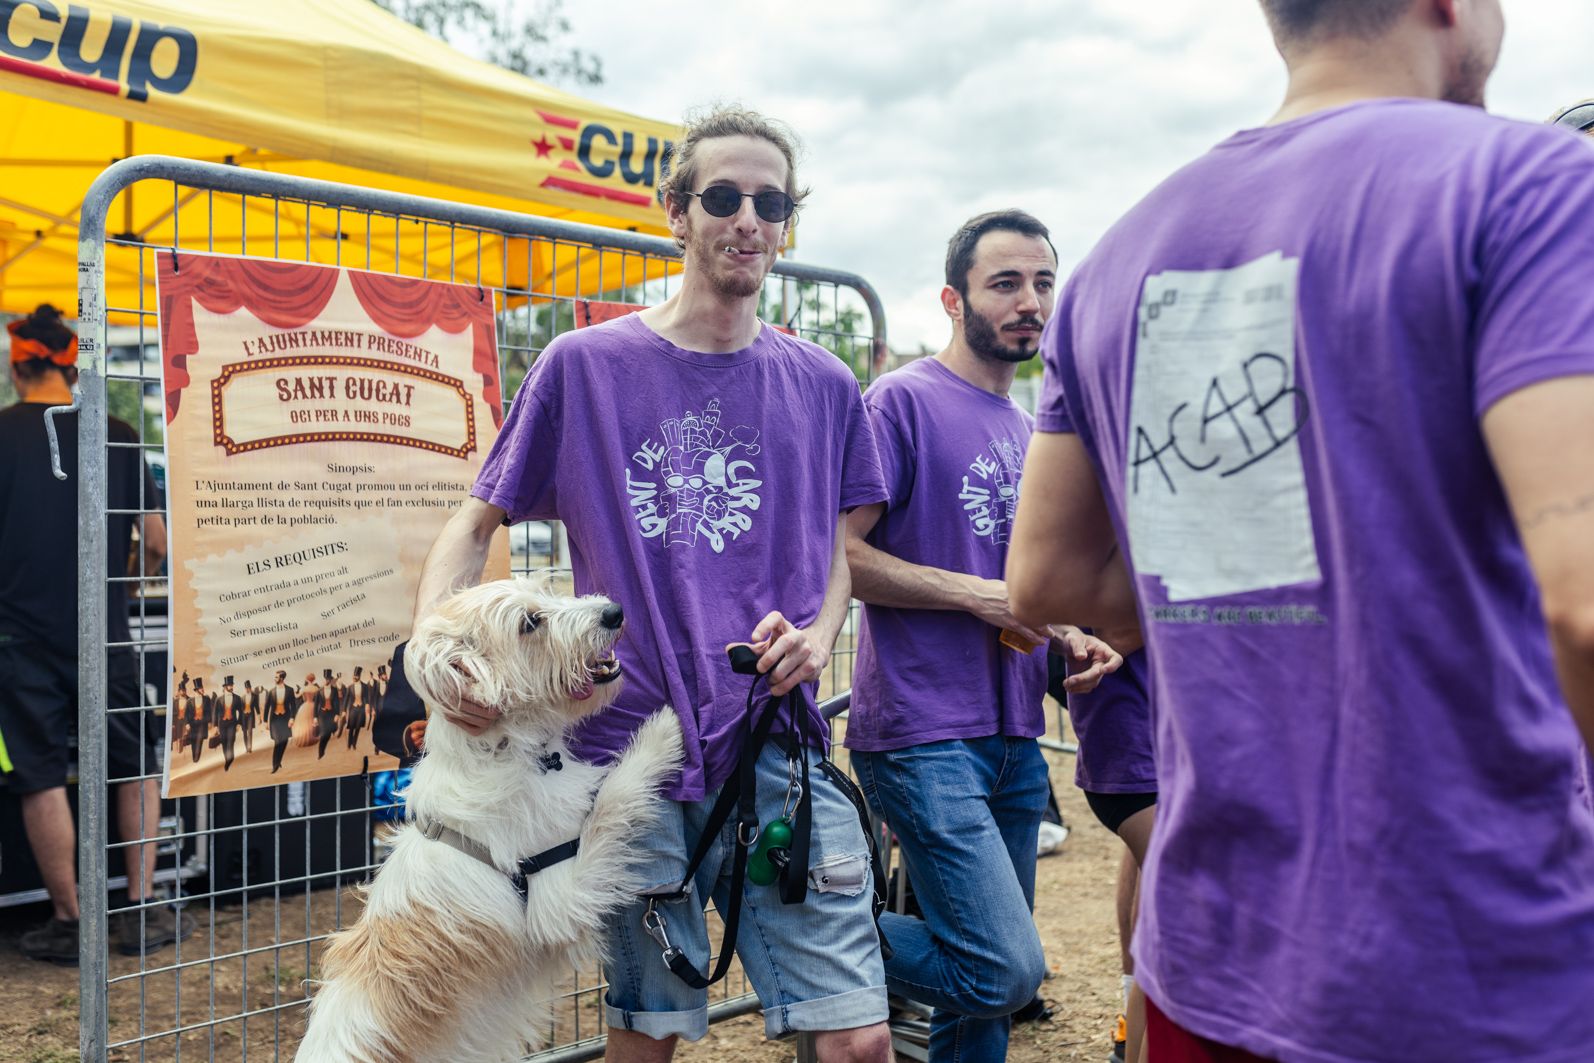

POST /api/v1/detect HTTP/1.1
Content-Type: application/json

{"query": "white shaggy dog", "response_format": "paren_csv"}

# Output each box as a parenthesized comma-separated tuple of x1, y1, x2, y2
(297, 575, 683, 1063)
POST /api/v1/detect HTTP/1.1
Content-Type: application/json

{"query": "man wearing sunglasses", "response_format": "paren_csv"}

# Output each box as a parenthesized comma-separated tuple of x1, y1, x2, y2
(414, 107, 892, 1062)
(843, 210, 1121, 1062)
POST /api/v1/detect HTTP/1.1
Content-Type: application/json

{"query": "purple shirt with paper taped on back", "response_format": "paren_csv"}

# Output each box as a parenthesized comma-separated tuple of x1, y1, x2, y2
(845, 356, 1047, 752)
(473, 313, 885, 802)
(1037, 100, 1594, 1062)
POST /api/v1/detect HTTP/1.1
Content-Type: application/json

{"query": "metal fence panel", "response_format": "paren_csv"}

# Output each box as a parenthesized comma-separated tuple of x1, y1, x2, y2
(70, 155, 887, 1062)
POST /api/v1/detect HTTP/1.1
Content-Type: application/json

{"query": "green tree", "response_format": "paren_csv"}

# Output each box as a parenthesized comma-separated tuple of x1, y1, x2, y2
(106, 376, 163, 443)
(372, 0, 603, 87)
(491, 278, 880, 412)
(760, 283, 876, 384)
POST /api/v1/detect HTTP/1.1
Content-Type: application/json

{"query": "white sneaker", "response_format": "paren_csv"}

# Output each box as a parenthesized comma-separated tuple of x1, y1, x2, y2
(1036, 820, 1069, 857)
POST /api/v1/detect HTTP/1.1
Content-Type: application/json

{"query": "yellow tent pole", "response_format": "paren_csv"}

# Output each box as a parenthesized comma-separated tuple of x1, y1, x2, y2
(0, 233, 46, 279)
(0, 192, 86, 279)
(122, 120, 134, 239)
(134, 186, 205, 240)
(0, 158, 125, 167)
(0, 194, 78, 228)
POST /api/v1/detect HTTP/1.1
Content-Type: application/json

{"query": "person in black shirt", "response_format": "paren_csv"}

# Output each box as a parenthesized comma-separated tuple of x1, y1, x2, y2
(0, 304, 191, 962)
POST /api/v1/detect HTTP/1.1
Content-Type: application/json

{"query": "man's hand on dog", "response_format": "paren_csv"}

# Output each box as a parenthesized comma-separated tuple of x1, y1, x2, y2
(745, 610, 828, 696)
(442, 692, 502, 735)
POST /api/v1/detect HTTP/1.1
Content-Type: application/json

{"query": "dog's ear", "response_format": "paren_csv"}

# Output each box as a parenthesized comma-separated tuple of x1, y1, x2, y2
(448, 639, 504, 708)
(406, 613, 471, 711)
(406, 602, 505, 716)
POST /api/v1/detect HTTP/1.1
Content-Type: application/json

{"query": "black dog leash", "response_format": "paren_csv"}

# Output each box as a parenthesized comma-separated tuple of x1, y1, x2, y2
(750, 668, 815, 905)
(644, 647, 892, 988)
(643, 643, 803, 994)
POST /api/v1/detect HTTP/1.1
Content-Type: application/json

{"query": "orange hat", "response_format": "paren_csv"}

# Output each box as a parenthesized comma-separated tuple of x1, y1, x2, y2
(7, 317, 77, 366)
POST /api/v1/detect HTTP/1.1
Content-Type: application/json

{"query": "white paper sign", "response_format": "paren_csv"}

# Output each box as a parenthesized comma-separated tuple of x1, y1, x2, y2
(1125, 252, 1321, 601)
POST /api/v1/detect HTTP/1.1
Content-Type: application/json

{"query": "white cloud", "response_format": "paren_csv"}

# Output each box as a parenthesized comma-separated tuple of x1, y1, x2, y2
(556, 1, 1594, 349)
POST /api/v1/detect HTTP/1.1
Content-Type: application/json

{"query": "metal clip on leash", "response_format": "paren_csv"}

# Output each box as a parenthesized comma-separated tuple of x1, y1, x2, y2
(641, 900, 682, 967)
(749, 727, 805, 886)
(781, 756, 804, 819)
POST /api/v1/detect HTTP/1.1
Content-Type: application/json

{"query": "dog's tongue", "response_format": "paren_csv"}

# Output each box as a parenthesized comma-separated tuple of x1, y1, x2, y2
(571, 677, 595, 701)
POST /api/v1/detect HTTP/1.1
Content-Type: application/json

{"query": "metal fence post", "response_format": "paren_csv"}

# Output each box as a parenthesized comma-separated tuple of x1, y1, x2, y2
(76, 199, 113, 1063)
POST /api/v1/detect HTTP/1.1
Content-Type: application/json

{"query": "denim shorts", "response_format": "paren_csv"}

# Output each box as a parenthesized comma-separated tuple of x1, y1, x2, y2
(601, 742, 889, 1040)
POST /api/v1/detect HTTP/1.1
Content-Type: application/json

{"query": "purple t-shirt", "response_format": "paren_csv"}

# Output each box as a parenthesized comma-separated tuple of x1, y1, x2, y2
(473, 313, 885, 801)
(845, 357, 1046, 751)
(1063, 648, 1156, 794)
(1039, 100, 1594, 1063)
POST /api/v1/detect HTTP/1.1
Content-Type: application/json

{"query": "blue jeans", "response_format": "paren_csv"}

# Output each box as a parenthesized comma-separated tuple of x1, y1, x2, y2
(855, 736, 1049, 1062)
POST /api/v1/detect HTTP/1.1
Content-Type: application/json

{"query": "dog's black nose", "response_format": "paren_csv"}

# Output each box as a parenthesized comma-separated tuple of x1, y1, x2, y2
(600, 603, 625, 630)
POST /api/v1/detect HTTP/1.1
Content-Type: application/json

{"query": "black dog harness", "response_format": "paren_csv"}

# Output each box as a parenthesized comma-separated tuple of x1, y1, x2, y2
(416, 818, 580, 902)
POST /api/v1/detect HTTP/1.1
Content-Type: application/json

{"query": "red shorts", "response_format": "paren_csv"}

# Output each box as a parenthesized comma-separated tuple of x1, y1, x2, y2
(1146, 995, 1272, 1063)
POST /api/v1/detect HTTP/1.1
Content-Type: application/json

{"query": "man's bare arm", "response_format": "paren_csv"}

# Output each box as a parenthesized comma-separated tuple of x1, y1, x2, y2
(1007, 432, 1138, 632)
(1481, 375, 1594, 754)
(754, 511, 853, 696)
(844, 503, 1047, 642)
(412, 496, 506, 628)
(811, 510, 855, 651)
(136, 512, 167, 578)
(408, 498, 508, 734)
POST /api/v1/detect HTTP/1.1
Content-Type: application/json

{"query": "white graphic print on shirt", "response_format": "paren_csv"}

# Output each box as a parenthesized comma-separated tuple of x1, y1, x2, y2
(960, 437, 1024, 545)
(625, 399, 763, 552)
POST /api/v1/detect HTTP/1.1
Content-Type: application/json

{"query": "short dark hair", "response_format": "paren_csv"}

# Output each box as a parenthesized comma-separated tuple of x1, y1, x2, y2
(944, 210, 1056, 296)
(657, 105, 810, 250)
(1258, 0, 1412, 47)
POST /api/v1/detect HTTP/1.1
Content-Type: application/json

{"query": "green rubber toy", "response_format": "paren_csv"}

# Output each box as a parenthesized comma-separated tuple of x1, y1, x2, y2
(747, 818, 793, 886)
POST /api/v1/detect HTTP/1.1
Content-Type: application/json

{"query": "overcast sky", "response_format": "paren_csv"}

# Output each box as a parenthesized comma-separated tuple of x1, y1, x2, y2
(555, 2, 1594, 351)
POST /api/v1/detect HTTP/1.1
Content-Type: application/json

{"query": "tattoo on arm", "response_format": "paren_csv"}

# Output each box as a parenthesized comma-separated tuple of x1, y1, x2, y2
(1523, 491, 1594, 530)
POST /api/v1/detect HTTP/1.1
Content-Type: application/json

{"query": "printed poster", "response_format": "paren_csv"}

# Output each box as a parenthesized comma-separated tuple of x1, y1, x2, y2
(156, 252, 508, 797)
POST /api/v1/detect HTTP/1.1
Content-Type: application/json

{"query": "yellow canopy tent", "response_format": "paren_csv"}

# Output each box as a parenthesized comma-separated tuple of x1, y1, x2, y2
(0, 0, 682, 318)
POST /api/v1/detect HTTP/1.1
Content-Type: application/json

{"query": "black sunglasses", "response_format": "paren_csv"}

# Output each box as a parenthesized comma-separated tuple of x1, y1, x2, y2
(683, 186, 795, 224)
(1553, 101, 1594, 133)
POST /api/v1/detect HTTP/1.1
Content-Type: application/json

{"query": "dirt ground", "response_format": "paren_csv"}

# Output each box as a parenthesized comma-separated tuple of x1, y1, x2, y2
(0, 707, 1124, 1063)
